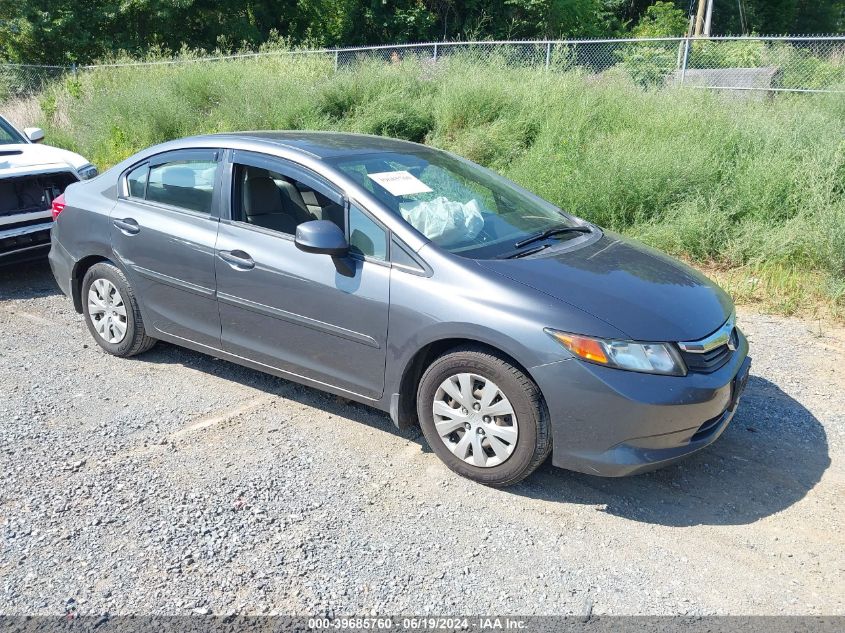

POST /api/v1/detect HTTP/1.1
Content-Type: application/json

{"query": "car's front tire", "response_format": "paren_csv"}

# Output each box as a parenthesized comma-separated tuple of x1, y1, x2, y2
(82, 262, 156, 357)
(417, 346, 551, 487)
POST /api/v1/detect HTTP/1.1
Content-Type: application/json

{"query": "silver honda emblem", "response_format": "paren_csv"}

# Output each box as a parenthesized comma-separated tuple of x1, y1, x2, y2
(726, 328, 737, 351)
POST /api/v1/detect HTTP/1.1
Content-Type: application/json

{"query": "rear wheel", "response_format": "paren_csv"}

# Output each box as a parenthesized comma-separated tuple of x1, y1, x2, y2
(82, 262, 155, 357)
(417, 346, 551, 486)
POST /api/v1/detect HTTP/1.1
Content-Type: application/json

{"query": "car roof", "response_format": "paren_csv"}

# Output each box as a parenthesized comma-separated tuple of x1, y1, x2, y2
(199, 131, 429, 160)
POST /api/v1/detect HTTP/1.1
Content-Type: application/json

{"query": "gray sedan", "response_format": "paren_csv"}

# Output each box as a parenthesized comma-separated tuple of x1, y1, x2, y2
(49, 132, 751, 486)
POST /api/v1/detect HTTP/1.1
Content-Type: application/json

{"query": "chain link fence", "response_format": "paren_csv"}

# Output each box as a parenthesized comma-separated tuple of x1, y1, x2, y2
(333, 36, 845, 93)
(1, 64, 69, 100)
(1, 36, 843, 119)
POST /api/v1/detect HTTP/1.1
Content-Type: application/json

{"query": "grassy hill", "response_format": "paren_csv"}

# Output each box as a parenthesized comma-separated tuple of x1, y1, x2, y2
(32, 53, 845, 319)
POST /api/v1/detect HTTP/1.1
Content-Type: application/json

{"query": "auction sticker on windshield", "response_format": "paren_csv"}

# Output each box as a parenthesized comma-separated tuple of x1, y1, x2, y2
(368, 171, 433, 196)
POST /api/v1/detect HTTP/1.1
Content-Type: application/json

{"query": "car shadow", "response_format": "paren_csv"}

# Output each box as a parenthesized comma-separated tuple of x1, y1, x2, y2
(506, 375, 830, 527)
(137, 343, 830, 528)
(0, 259, 61, 300)
(136, 341, 424, 443)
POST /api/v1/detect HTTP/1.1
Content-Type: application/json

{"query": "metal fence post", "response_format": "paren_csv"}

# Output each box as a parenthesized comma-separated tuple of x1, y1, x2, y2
(334, 50, 339, 72)
(680, 37, 690, 84)
(545, 42, 551, 69)
(433, 43, 438, 61)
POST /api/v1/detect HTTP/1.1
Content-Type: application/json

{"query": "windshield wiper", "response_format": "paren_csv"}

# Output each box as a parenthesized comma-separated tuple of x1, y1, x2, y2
(513, 225, 592, 250)
(503, 244, 551, 259)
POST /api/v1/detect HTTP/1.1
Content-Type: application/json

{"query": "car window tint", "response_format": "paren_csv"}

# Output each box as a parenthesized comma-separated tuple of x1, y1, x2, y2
(349, 204, 387, 261)
(0, 117, 26, 144)
(235, 164, 344, 236)
(126, 164, 148, 198)
(146, 160, 216, 214)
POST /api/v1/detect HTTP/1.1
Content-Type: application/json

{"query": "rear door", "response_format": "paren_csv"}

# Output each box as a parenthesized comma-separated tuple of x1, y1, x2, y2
(111, 149, 223, 347)
(214, 150, 391, 399)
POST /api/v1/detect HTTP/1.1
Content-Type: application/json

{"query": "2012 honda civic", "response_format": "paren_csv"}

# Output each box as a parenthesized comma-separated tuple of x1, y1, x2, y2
(49, 132, 751, 486)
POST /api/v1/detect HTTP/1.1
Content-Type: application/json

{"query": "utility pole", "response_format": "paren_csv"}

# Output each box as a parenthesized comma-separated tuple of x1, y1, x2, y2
(703, 0, 714, 36)
(693, 0, 707, 36)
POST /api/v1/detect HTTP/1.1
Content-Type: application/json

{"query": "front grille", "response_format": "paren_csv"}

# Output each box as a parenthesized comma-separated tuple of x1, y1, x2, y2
(679, 328, 737, 374)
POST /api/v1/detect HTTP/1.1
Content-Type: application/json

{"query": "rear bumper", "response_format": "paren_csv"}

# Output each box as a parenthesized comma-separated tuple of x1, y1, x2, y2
(0, 221, 53, 265)
(48, 231, 75, 299)
(531, 330, 751, 477)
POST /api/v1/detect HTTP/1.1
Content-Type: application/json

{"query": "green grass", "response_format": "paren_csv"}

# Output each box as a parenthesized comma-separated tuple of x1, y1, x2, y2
(35, 53, 845, 320)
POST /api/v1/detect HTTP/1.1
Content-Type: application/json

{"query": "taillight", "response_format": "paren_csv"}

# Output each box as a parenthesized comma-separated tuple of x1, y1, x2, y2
(51, 193, 66, 220)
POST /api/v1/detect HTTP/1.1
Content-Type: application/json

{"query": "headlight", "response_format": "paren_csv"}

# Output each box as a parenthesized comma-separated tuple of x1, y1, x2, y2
(77, 164, 98, 180)
(545, 329, 687, 376)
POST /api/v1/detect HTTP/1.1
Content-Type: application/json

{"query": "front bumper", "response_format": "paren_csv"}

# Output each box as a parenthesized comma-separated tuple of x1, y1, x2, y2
(531, 330, 751, 477)
(0, 221, 53, 265)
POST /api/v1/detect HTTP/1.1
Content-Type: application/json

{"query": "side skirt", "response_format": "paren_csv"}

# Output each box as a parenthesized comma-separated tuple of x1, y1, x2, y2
(151, 329, 391, 413)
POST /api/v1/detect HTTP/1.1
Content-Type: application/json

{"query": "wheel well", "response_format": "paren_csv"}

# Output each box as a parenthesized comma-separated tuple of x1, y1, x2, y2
(395, 338, 536, 430)
(70, 255, 111, 313)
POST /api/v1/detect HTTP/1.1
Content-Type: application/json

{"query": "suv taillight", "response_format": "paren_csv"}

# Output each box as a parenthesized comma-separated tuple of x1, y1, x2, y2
(51, 193, 66, 220)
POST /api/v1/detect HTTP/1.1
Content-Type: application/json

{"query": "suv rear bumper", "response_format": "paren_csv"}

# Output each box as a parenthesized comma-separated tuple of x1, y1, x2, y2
(531, 331, 751, 477)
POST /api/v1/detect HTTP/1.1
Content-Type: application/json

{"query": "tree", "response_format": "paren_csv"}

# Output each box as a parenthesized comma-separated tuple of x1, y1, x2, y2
(709, 0, 844, 36)
(793, 0, 845, 34)
(631, 1, 688, 36)
(0, 0, 842, 64)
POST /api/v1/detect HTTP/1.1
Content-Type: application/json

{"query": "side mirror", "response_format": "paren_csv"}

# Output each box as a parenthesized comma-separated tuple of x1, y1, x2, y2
(24, 127, 45, 143)
(295, 220, 349, 257)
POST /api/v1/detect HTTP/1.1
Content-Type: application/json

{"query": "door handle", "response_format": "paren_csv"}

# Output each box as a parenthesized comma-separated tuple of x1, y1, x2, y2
(218, 249, 255, 271)
(113, 218, 140, 235)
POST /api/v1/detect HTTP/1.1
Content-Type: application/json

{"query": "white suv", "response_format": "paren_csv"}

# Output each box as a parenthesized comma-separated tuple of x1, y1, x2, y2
(0, 115, 97, 264)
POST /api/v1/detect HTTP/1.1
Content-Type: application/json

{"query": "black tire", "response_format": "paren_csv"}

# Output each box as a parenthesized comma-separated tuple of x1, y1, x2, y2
(417, 346, 551, 487)
(81, 262, 156, 357)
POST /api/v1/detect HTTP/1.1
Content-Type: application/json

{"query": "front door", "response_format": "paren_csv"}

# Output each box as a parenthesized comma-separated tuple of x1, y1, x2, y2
(111, 149, 222, 347)
(214, 151, 391, 399)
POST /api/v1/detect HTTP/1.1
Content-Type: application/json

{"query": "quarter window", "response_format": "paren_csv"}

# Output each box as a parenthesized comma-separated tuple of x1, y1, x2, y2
(126, 164, 148, 198)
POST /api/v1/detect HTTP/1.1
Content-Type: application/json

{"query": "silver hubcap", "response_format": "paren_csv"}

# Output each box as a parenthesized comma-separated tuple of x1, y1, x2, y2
(87, 278, 128, 344)
(433, 373, 518, 468)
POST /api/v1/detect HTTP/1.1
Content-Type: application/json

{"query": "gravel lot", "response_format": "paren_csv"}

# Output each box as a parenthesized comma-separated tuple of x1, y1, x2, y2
(1, 261, 843, 617)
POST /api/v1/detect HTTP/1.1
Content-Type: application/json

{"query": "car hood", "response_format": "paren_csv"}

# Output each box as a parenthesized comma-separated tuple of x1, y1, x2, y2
(0, 143, 91, 176)
(477, 231, 734, 342)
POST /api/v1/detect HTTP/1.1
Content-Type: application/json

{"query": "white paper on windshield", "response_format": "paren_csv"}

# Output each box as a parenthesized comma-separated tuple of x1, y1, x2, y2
(368, 171, 433, 196)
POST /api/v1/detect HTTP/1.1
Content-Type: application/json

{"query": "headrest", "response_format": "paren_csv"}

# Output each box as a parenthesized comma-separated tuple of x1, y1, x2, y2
(244, 176, 282, 215)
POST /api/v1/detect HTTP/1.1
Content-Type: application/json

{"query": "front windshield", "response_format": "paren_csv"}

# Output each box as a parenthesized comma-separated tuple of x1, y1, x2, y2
(328, 148, 580, 259)
(0, 117, 26, 145)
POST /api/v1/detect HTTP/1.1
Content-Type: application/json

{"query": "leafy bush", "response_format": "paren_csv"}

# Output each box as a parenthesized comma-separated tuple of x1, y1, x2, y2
(689, 39, 766, 69)
(775, 44, 845, 90)
(617, 45, 678, 88)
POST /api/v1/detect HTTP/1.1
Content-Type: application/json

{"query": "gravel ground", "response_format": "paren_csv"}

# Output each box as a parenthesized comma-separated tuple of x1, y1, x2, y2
(1, 260, 843, 617)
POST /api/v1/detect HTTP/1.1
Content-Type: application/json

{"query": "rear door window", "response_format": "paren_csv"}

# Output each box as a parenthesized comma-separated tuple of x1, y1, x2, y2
(146, 159, 218, 214)
(123, 150, 220, 215)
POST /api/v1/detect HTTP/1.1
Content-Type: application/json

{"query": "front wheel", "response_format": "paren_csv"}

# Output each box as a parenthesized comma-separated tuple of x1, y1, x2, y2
(416, 346, 551, 487)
